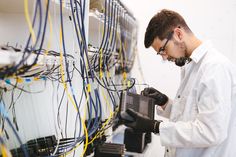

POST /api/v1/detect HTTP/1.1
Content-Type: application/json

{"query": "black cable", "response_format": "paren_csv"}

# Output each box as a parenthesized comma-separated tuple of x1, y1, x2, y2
(102, 78, 117, 109)
(103, 0, 114, 55)
(16, 0, 50, 77)
(98, 0, 109, 73)
(94, 74, 135, 92)
(0, 1, 41, 79)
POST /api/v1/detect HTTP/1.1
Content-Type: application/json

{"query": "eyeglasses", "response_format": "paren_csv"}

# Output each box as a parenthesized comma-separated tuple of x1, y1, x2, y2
(157, 31, 174, 55)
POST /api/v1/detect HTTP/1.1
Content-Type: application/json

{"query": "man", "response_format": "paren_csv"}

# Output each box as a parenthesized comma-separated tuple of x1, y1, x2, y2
(124, 9, 236, 157)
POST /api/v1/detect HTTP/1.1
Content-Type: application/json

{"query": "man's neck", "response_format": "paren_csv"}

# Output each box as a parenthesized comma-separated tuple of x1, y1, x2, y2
(186, 36, 202, 57)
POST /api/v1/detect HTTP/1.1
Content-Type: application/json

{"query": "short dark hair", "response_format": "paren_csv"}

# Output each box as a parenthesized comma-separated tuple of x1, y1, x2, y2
(144, 9, 191, 48)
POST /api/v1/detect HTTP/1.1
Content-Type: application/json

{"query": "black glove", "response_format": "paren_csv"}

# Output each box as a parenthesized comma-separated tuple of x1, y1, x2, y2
(124, 108, 161, 133)
(141, 87, 168, 106)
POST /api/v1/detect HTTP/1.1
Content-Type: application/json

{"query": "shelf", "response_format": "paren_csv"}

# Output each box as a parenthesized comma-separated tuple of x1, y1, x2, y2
(88, 11, 120, 33)
(0, 0, 71, 14)
(88, 11, 120, 47)
(0, 46, 75, 78)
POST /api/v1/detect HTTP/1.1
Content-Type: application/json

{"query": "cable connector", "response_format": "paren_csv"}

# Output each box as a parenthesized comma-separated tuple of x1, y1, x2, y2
(122, 72, 127, 80)
(127, 80, 131, 87)
(99, 72, 103, 79)
(86, 84, 91, 93)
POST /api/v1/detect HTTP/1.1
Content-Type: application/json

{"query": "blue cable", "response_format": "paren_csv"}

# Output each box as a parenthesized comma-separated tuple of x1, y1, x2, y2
(0, 0, 41, 78)
(60, 0, 83, 138)
(70, 0, 90, 139)
(76, 0, 95, 82)
(56, 0, 100, 153)
(99, 0, 109, 54)
(0, 102, 29, 157)
(52, 0, 122, 155)
(111, 2, 119, 52)
(76, 0, 103, 136)
(103, 0, 113, 55)
(103, 78, 117, 109)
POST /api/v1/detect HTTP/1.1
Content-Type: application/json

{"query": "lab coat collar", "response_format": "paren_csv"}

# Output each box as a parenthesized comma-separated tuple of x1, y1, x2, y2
(190, 41, 212, 63)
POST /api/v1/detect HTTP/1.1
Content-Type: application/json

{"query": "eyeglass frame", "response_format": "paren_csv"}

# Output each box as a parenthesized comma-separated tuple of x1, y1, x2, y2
(157, 31, 174, 55)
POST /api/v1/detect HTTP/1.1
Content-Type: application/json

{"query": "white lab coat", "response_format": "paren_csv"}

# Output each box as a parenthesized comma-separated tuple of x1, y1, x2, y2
(157, 41, 236, 157)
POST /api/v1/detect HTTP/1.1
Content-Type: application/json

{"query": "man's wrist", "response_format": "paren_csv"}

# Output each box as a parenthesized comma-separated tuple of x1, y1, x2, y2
(153, 120, 161, 134)
(160, 99, 169, 110)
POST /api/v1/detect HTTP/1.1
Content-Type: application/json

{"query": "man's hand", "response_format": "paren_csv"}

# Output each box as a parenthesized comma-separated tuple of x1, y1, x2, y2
(141, 87, 168, 106)
(123, 108, 161, 133)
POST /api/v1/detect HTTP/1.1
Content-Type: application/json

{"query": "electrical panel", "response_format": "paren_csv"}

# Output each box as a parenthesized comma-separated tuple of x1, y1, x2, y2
(0, 0, 138, 156)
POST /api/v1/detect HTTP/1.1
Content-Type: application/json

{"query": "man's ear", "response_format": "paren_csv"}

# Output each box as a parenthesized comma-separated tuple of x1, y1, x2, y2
(173, 27, 183, 41)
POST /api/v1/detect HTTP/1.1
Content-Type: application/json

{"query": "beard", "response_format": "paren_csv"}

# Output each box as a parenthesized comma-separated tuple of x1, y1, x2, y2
(166, 56, 191, 67)
(175, 57, 192, 67)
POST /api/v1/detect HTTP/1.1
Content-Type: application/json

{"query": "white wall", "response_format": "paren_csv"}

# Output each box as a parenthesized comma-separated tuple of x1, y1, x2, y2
(126, 0, 236, 97)
(124, 0, 236, 156)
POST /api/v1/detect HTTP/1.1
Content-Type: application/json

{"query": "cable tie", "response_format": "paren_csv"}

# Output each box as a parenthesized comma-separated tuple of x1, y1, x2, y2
(122, 72, 127, 80)
(34, 77, 39, 81)
(16, 78, 23, 83)
(25, 78, 31, 82)
(5, 79, 10, 85)
(41, 77, 46, 81)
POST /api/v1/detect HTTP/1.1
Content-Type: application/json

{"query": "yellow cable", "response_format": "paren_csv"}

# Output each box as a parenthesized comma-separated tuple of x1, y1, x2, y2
(24, 0, 36, 44)
(87, 85, 114, 145)
(87, 84, 91, 93)
(0, 132, 10, 157)
(99, 49, 103, 79)
(123, 72, 127, 80)
(98, 87, 113, 129)
(59, 6, 89, 155)
(1, 145, 7, 157)
(80, 87, 90, 157)
(87, 8, 121, 143)
(59, 28, 78, 112)
(98, 8, 107, 80)
(60, 89, 90, 157)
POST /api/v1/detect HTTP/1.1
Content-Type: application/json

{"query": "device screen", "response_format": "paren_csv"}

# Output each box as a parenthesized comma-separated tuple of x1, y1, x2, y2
(139, 99, 149, 116)
(119, 92, 154, 120)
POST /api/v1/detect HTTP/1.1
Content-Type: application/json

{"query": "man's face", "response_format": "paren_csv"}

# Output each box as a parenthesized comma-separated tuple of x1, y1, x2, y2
(151, 30, 187, 63)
